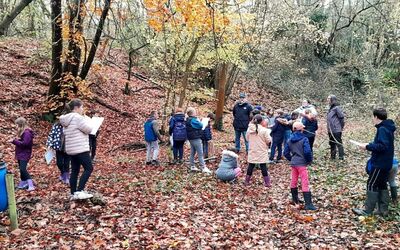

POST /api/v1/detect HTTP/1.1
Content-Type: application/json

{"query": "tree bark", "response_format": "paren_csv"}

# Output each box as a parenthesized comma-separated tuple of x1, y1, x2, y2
(79, 0, 111, 80)
(0, 0, 33, 36)
(214, 63, 228, 131)
(178, 38, 201, 108)
(48, 0, 63, 98)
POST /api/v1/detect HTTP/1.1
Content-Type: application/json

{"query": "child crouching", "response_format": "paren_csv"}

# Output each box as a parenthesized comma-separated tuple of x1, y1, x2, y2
(216, 149, 242, 182)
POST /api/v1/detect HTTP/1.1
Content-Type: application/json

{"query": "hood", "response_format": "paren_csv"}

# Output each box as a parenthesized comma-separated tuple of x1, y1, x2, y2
(60, 112, 80, 127)
(289, 131, 306, 143)
(221, 150, 238, 163)
(22, 128, 34, 139)
(377, 119, 396, 132)
(173, 113, 185, 122)
(247, 123, 260, 134)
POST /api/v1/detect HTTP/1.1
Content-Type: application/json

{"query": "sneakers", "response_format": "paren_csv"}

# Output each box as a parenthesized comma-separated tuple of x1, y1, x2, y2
(202, 166, 212, 174)
(190, 166, 201, 172)
(145, 161, 152, 165)
(151, 160, 160, 166)
(70, 191, 93, 200)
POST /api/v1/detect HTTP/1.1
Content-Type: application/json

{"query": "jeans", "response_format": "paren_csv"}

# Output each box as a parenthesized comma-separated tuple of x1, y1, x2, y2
(329, 132, 344, 159)
(290, 166, 310, 192)
(173, 140, 185, 160)
(56, 150, 70, 175)
(18, 160, 31, 181)
(388, 163, 398, 187)
(247, 163, 269, 177)
(146, 141, 159, 162)
(269, 139, 283, 161)
(89, 134, 97, 160)
(70, 152, 93, 194)
(367, 168, 389, 192)
(235, 130, 248, 152)
(202, 140, 209, 158)
(189, 139, 205, 167)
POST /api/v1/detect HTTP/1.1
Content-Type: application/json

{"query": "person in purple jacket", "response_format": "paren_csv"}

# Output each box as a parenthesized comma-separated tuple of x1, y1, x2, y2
(10, 117, 35, 191)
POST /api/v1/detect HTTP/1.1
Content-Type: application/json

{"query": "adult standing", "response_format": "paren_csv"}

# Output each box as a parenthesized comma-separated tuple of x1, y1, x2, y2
(60, 99, 94, 200)
(295, 99, 318, 116)
(233, 93, 253, 153)
(327, 95, 345, 160)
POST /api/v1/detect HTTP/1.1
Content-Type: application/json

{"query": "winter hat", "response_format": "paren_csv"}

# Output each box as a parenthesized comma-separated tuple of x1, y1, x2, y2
(293, 121, 305, 131)
(239, 93, 246, 98)
(255, 105, 263, 111)
(222, 150, 239, 158)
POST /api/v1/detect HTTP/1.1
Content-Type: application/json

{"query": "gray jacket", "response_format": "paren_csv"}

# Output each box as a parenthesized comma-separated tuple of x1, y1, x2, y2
(327, 105, 345, 133)
(216, 150, 238, 181)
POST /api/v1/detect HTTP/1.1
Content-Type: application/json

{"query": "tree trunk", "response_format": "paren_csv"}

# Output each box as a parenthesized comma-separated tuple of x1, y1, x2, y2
(225, 64, 239, 102)
(0, 0, 33, 36)
(178, 38, 201, 108)
(48, 0, 63, 98)
(79, 0, 111, 80)
(214, 63, 228, 131)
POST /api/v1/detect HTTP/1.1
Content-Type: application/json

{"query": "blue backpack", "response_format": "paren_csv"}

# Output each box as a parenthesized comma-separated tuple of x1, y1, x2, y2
(173, 120, 187, 141)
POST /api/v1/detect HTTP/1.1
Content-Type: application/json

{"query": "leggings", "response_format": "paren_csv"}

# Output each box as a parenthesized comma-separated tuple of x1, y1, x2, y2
(247, 163, 269, 177)
(56, 150, 70, 175)
(70, 152, 93, 194)
(290, 166, 310, 192)
(18, 160, 31, 181)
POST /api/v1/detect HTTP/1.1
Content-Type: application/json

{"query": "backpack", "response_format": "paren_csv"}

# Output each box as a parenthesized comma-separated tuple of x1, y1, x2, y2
(173, 120, 187, 141)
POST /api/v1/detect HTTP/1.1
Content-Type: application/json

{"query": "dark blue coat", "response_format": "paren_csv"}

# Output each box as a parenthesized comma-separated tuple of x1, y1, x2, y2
(233, 102, 253, 131)
(284, 132, 313, 166)
(271, 117, 286, 143)
(302, 117, 318, 138)
(202, 124, 212, 141)
(186, 116, 203, 140)
(366, 119, 396, 172)
(169, 113, 186, 135)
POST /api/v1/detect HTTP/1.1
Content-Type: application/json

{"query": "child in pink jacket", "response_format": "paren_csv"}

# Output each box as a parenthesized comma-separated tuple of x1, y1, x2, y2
(245, 114, 272, 187)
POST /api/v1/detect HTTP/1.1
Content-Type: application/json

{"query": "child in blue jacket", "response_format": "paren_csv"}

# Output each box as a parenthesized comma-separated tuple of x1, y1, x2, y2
(202, 113, 214, 159)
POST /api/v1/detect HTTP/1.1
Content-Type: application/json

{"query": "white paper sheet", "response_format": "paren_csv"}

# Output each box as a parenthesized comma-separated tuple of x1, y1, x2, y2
(45, 149, 55, 165)
(201, 118, 210, 130)
(349, 140, 364, 147)
(89, 117, 104, 135)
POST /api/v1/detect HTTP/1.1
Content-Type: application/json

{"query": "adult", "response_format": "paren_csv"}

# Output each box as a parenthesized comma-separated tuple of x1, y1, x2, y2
(326, 95, 345, 160)
(233, 93, 253, 152)
(295, 99, 318, 117)
(353, 108, 396, 216)
(60, 99, 94, 200)
(302, 109, 318, 151)
(186, 107, 212, 174)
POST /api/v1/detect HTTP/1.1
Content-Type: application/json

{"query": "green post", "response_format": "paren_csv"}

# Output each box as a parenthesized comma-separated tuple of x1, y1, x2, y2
(5, 174, 18, 230)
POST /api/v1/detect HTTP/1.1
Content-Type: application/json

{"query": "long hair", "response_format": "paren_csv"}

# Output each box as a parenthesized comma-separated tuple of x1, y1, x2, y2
(15, 117, 28, 137)
(253, 114, 263, 134)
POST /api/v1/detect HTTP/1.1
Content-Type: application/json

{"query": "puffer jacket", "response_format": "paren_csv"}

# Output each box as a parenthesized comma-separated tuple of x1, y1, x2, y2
(283, 132, 313, 166)
(60, 113, 93, 155)
(246, 123, 271, 163)
(216, 150, 239, 181)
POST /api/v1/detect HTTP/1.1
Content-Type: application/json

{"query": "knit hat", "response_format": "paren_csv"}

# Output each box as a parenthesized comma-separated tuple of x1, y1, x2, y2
(293, 121, 305, 131)
(239, 93, 246, 98)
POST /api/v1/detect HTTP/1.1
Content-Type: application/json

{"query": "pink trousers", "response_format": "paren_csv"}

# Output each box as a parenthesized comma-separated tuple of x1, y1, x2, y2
(290, 166, 310, 192)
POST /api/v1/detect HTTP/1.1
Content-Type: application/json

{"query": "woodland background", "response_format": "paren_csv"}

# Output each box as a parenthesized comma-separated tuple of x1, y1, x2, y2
(0, 0, 399, 249)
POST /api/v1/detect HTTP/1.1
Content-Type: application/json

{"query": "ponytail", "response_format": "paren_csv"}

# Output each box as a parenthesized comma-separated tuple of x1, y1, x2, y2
(255, 123, 258, 134)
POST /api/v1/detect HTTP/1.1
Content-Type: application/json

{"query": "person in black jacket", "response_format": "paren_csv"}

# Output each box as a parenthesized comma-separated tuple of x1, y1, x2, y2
(353, 108, 396, 217)
(302, 109, 318, 151)
(233, 93, 253, 153)
(327, 95, 345, 160)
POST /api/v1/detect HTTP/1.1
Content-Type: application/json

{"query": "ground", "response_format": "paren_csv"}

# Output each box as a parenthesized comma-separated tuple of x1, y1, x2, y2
(0, 39, 399, 249)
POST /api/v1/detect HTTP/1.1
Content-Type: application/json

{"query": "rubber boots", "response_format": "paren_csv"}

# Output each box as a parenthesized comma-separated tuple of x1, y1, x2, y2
(377, 189, 390, 217)
(352, 191, 379, 216)
(27, 179, 35, 191)
(244, 175, 251, 186)
(303, 191, 317, 210)
(291, 188, 305, 204)
(17, 180, 28, 189)
(390, 186, 398, 205)
(263, 176, 271, 188)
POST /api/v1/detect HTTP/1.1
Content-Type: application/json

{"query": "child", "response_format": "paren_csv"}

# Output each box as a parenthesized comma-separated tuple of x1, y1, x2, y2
(283, 121, 316, 210)
(144, 111, 163, 166)
(245, 114, 272, 187)
(186, 107, 212, 174)
(302, 109, 318, 151)
(216, 149, 242, 182)
(169, 108, 186, 164)
(269, 109, 286, 163)
(47, 116, 71, 184)
(202, 113, 214, 159)
(10, 117, 35, 191)
(60, 99, 94, 200)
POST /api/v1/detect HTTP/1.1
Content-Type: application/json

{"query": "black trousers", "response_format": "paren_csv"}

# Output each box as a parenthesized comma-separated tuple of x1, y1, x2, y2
(56, 150, 70, 174)
(308, 136, 315, 151)
(247, 163, 269, 177)
(89, 135, 97, 159)
(18, 160, 31, 181)
(367, 168, 389, 192)
(70, 152, 93, 194)
(328, 132, 344, 159)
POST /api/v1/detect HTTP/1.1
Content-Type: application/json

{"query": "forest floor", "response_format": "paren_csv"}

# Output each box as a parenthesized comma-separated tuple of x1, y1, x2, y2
(0, 38, 399, 249)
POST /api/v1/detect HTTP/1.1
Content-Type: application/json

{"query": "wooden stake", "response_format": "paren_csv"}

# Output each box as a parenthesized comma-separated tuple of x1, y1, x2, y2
(5, 174, 18, 230)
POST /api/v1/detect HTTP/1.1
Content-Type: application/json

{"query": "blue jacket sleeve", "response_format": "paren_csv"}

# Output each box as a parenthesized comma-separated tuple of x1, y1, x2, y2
(169, 118, 174, 136)
(366, 127, 390, 153)
(191, 118, 203, 130)
(303, 138, 313, 163)
(283, 142, 292, 161)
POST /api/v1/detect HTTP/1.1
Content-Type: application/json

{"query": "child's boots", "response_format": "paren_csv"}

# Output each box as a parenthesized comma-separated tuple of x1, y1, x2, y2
(303, 191, 317, 210)
(27, 179, 35, 191)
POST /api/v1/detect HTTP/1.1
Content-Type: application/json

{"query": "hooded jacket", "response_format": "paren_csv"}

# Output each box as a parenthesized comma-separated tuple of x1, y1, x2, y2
(327, 101, 345, 133)
(284, 131, 313, 166)
(233, 102, 253, 131)
(366, 119, 396, 172)
(60, 113, 93, 155)
(12, 128, 34, 161)
(216, 150, 239, 181)
(246, 123, 271, 163)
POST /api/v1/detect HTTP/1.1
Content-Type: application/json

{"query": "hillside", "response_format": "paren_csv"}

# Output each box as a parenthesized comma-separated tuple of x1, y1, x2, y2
(0, 38, 399, 249)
